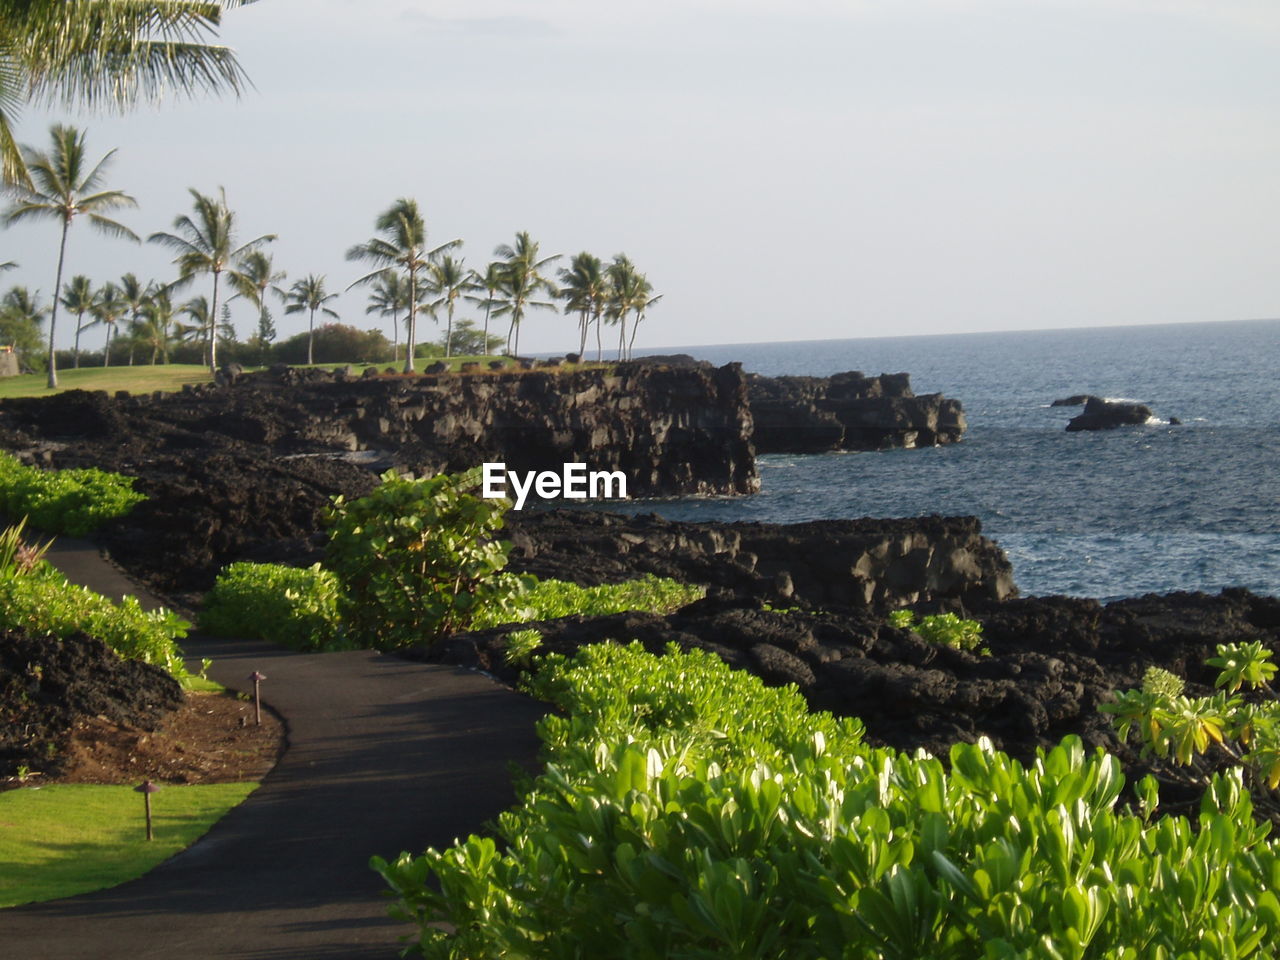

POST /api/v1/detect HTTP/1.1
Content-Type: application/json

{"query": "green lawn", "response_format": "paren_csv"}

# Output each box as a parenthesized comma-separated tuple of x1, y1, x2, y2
(0, 365, 212, 399)
(0, 782, 257, 907)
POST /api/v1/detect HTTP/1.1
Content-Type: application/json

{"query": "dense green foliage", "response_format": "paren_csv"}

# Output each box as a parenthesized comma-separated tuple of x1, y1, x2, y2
(375, 643, 1280, 959)
(199, 559, 700, 653)
(1103, 643, 1280, 797)
(200, 561, 344, 651)
(325, 468, 530, 650)
(473, 574, 705, 630)
(889, 609, 987, 654)
(0, 523, 188, 676)
(0, 451, 146, 535)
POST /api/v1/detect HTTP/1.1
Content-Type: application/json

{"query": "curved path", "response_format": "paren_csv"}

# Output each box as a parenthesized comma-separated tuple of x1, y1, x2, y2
(2, 539, 547, 959)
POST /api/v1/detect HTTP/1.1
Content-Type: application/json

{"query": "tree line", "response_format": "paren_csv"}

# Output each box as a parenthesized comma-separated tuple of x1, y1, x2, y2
(1, 125, 662, 387)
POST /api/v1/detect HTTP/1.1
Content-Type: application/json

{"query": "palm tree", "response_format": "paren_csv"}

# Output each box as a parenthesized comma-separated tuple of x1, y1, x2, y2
(2, 124, 138, 387)
(557, 252, 608, 360)
(148, 187, 275, 375)
(464, 262, 505, 358)
(58, 274, 94, 368)
(346, 198, 458, 373)
(627, 284, 662, 361)
(116, 272, 151, 365)
(1, 1, 251, 187)
(364, 270, 410, 364)
(177, 294, 213, 365)
(228, 249, 285, 339)
(135, 289, 178, 364)
(606, 255, 648, 361)
(492, 232, 559, 357)
(425, 254, 474, 359)
(88, 281, 126, 367)
(281, 274, 339, 366)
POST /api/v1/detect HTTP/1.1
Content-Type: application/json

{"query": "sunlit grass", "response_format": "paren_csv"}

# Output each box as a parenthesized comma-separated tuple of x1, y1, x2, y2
(0, 365, 211, 399)
(0, 782, 257, 907)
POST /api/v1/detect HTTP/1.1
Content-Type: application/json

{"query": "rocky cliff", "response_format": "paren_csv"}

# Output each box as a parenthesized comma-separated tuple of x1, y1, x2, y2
(0, 364, 757, 593)
(748, 371, 966, 452)
(507, 510, 1017, 609)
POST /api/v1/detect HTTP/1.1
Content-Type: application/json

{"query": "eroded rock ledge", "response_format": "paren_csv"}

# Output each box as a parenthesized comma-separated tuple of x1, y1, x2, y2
(747, 371, 966, 452)
(506, 510, 1017, 609)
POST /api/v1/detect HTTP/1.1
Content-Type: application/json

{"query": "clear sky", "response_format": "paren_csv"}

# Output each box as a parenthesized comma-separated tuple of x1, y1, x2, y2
(3, 0, 1279, 354)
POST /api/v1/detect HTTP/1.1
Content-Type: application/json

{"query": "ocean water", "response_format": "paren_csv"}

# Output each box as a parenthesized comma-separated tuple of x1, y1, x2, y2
(621, 319, 1280, 601)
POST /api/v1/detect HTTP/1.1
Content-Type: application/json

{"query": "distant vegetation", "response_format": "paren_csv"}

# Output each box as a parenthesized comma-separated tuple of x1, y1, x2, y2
(3, 127, 663, 387)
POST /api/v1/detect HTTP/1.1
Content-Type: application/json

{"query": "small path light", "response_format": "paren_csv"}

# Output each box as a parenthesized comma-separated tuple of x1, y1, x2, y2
(134, 780, 160, 841)
(249, 671, 267, 726)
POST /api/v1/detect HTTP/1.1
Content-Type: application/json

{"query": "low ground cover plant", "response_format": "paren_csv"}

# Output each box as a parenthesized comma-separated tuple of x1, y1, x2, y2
(374, 642, 1280, 958)
(1103, 642, 1280, 812)
(0, 522, 189, 677)
(889, 609, 988, 653)
(0, 451, 146, 536)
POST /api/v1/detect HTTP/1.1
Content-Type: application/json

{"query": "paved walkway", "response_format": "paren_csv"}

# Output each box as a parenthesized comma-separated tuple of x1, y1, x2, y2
(2, 539, 547, 959)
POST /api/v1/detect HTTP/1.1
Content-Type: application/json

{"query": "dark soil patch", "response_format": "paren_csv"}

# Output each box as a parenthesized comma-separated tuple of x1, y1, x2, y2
(0, 628, 284, 787)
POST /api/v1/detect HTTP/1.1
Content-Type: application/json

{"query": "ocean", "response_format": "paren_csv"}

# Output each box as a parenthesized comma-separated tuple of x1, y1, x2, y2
(621, 318, 1280, 601)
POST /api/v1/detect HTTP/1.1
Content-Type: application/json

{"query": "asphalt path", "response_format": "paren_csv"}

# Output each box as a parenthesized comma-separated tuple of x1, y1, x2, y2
(2, 539, 546, 959)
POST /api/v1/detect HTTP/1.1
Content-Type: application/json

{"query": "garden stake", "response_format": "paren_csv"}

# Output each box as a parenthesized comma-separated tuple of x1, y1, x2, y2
(249, 671, 266, 725)
(134, 780, 160, 840)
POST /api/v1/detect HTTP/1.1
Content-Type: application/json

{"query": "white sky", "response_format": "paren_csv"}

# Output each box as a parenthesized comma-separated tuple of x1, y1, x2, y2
(3, 0, 1279, 353)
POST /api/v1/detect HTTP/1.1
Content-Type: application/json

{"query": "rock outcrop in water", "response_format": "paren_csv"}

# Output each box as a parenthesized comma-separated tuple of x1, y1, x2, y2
(747, 371, 966, 452)
(1065, 396, 1153, 431)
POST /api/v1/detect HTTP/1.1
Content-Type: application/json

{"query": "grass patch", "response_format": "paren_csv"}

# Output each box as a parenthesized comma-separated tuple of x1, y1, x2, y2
(0, 782, 257, 907)
(0, 365, 212, 399)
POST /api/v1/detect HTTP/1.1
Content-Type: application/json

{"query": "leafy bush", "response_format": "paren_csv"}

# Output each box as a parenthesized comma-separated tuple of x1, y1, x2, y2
(1103, 642, 1280, 797)
(0, 524, 189, 677)
(503, 628, 543, 667)
(325, 468, 531, 650)
(375, 643, 1280, 959)
(0, 452, 146, 536)
(271, 323, 393, 365)
(200, 562, 345, 651)
(472, 574, 705, 630)
(889, 609, 987, 654)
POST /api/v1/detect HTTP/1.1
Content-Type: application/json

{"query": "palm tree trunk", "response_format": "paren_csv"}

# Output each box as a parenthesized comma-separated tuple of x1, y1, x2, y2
(391, 308, 399, 364)
(482, 301, 492, 355)
(208, 270, 221, 375)
(47, 221, 70, 389)
(404, 268, 417, 374)
(73, 312, 84, 368)
(103, 323, 112, 368)
(627, 310, 642, 360)
(307, 307, 315, 365)
(445, 302, 454, 358)
(578, 310, 589, 358)
(595, 312, 602, 362)
(617, 316, 627, 361)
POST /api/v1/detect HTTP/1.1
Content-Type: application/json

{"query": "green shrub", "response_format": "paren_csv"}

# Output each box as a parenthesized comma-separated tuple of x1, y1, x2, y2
(0, 526, 189, 677)
(472, 574, 705, 630)
(324, 468, 531, 650)
(1103, 642, 1280, 796)
(375, 643, 1280, 959)
(890, 609, 987, 654)
(200, 562, 345, 651)
(0, 452, 146, 536)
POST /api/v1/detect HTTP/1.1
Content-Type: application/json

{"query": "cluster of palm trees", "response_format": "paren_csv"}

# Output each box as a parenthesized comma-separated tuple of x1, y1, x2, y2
(348, 198, 662, 373)
(2, 124, 664, 385)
